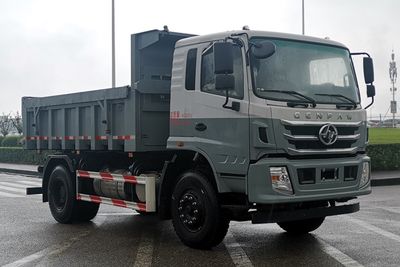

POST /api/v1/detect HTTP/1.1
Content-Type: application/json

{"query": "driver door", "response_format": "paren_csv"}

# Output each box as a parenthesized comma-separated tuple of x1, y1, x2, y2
(191, 43, 250, 191)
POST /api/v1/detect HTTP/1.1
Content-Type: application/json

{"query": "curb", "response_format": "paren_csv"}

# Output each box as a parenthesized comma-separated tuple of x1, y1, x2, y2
(0, 168, 39, 177)
(371, 178, 400, 187)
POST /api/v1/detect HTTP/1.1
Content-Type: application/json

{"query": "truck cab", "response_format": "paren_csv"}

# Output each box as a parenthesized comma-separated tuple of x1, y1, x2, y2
(167, 30, 372, 222)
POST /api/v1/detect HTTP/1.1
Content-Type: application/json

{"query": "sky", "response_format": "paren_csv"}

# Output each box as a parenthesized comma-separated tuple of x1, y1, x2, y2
(0, 0, 399, 120)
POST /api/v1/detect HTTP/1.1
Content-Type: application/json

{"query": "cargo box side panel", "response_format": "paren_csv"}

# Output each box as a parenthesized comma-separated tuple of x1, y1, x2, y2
(50, 109, 63, 150)
(37, 110, 49, 149)
(23, 107, 36, 149)
(109, 101, 126, 150)
(22, 86, 137, 152)
(77, 106, 92, 150)
(92, 104, 106, 150)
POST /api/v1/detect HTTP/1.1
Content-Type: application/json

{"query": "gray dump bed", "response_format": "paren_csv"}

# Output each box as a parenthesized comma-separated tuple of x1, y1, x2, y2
(22, 30, 193, 152)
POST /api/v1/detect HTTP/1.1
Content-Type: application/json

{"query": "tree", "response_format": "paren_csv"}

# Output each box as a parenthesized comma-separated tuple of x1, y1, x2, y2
(0, 113, 12, 137)
(10, 112, 23, 135)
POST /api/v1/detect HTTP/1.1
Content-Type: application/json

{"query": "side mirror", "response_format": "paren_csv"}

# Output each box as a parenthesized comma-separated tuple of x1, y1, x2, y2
(214, 42, 234, 74)
(251, 41, 276, 59)
(214, 42, 235, 91)
(215, 74, 235, 91)
(363, 57, 374, 84)
(367, 84, 375, 98)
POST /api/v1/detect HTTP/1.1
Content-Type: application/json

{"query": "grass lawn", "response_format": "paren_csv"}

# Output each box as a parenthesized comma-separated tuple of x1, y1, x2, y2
(369, 128, 400, 144)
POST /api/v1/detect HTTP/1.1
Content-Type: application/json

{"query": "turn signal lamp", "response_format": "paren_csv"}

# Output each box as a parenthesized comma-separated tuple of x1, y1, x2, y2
(270, 167, 293, 194)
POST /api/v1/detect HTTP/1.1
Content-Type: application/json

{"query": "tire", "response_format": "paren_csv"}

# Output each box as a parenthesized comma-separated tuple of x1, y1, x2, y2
(171, 171, 230, 249)
(48, 165, 99, 223)
(277, 217, 325, 234)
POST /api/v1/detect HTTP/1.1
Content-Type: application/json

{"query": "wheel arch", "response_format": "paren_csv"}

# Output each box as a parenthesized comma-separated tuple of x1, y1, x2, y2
(158, 149, 220, 220)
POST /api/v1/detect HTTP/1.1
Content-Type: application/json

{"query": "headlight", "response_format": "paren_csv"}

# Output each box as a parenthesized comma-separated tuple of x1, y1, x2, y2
(360, 162, 370, 188)
(270, 167, 293, 194)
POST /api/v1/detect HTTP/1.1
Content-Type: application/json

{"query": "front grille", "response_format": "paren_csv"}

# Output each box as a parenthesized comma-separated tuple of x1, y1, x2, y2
(298, 168, 316, 184)
(281, 120, 362, 155)
(297, 166, 359, 185)
(289, 139, 356, 149)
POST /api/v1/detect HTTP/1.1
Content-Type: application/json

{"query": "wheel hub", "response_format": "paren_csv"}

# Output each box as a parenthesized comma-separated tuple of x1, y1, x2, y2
(52, 180, 67, 211)
(178, 191, 204, 232)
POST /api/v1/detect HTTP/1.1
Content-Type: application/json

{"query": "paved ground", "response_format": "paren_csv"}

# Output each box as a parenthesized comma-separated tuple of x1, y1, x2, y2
(0, 172, 400, 266)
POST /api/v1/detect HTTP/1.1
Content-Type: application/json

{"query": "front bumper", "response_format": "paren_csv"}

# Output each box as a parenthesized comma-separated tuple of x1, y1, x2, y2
(251, 202, 359, 223)
(247, 154, 371, 204)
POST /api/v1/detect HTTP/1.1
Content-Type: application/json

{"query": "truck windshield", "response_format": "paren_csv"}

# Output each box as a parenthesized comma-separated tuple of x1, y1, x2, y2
(251, 38, 360, 106)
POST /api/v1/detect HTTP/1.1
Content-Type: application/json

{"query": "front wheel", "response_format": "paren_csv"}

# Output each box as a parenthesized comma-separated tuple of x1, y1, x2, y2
(48, 165, 99, 223)
(277, 217, 325, 234)
(171, 171, 230, 249)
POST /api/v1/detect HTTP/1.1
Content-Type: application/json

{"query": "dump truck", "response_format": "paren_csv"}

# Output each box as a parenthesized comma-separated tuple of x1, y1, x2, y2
(23, 28, 375, 249)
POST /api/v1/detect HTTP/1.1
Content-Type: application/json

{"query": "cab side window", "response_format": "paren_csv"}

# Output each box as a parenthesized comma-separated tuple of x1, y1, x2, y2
(185, 48, 197, 90)
(200, 44, 244, 99)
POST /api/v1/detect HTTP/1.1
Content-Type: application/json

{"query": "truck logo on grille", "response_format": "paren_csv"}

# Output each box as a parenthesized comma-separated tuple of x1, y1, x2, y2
(318, 124, 338, 146)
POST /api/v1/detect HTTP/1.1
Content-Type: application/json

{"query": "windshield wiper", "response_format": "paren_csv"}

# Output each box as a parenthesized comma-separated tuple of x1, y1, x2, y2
(259, 89, 317, 108)
(315, 93, 357, 109)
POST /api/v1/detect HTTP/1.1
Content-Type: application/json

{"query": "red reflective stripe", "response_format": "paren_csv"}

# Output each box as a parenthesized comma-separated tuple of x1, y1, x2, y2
(123, 175, 137, 184)
(51, 136, 62, 140)
(112, 199, 127, 208)
(77, 170, 90, 178)
(112, 135, 134, 140)
(64, 136, 74, 140)
(26, 136, 49, 141)
(77, 193, 82, 200)
(137, 203, 147, 212)
(78, 136, 91, 140)
(99, 172, 113, 181)
(95, 136, 107, 140)
(89, 195, 102, 203)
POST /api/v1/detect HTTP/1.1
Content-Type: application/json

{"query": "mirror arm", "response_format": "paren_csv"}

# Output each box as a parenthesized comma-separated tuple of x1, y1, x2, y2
(222, 90, 230, 109)
(351, 52, 371, 58)
(364, 96, 374, 110)
(222, 90, 240, 112)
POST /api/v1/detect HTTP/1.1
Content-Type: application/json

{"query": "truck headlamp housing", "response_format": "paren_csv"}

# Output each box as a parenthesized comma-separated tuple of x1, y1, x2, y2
(270, 167, 293, 194)
(360, 162, 370, 188)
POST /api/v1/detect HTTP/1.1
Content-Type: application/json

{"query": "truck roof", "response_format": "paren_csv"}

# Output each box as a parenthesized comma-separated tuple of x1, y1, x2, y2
(176, 30, 348, 49)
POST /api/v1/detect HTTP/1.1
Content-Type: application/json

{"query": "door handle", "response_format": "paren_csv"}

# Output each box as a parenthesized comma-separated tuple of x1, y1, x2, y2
(195, 123, 207, 131)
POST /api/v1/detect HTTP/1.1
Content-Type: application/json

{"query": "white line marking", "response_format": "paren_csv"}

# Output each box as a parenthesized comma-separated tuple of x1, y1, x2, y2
(318, 239, 364, 267)
(3, 215, 107, 267)
(97, 212, 135, 216)
(375, 206, 400, 215)
(14, 180, 42, 186)
(133, 233, 155, 267)
(0, 182, 30, 189)
(224, 231, 253, 267)
(0, 191, 23, 198)
(0, 185, 26, 194)
(345, 216, 400, 243)
(2, 231, 90, 267)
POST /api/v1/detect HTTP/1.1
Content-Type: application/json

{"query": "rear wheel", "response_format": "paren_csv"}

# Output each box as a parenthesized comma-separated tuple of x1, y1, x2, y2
(277, 217, 325, 234)
(48, 165, 99, 223)
(171, 171, 229, 249)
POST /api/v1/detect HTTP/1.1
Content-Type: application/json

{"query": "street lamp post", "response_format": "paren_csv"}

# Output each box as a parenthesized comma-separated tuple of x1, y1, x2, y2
(112, 0, 116, 88)
(302, 0, 305, 35)
(389, 51, 397, 127)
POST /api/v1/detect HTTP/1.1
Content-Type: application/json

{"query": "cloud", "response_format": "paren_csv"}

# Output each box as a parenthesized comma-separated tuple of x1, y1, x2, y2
(0, 0, 399, 118)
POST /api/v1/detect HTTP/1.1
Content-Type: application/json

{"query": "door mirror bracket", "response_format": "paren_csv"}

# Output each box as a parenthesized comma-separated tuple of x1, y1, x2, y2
(222, 90, 240, 112)
(351, 52, 375, 109)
